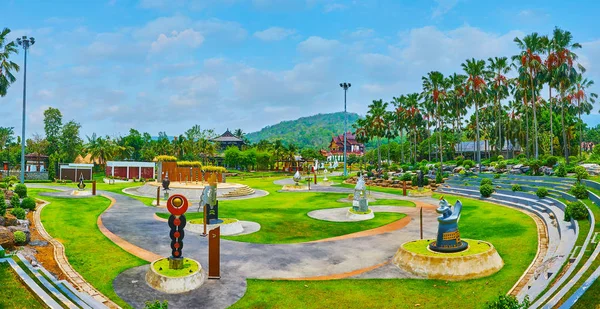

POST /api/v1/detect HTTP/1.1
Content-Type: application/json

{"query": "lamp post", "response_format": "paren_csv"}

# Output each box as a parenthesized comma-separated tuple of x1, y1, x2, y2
(339, 82, 351, 177)
(16, 36, 35, 184)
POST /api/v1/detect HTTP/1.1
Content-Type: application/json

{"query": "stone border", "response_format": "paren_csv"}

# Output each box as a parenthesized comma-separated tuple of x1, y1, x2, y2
(34, 198, 118, 309)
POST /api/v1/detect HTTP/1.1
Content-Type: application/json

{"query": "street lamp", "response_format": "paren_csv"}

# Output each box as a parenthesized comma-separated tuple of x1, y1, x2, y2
(339, 82, 351, 177)
(16, 36, 35, 184)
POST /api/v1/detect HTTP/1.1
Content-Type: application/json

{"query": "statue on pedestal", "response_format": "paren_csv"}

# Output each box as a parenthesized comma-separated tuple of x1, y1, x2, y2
(352, 174, 369, 212)
(162, 172, 170, 199)
(77, 173, 86, 190)
(293, 170, 302, 185)
(323, 169, 329, 182)
(203, 174, 221, 224)
(429, 198, 468, 253)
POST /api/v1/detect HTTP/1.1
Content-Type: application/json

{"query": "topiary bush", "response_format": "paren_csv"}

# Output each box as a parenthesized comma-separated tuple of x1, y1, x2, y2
(555, 163, 567, 177)
(536, 187, 549, 198)
(574, 166, 589, 182)
(512, 184, 522, 192)
(20, 197, 36, 211)
(11, 207, 26, 220)
(497, 155, 504, 161)
(545, 156, 558, 167)
(570, 182, 589, 199)
(14, 184, 27, 198)
(496, 161, 507, 170)
(480, 184, 494, 197)
(565, 200, 588, 221)
(463, 159, 475, 169)
(480, 178, 493, 186)
(13, 231, 26, 245)
(10, 193, 20, 208)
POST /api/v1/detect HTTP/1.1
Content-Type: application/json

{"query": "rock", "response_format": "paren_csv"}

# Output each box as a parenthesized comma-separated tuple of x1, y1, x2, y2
(8, 226, 30, 244)
(453, 166, 464, 173)
(0, 226, 15, 247)
(3, 214, 18, 227)
(29, 240, 49, 247)
(0, 216, 4, 226)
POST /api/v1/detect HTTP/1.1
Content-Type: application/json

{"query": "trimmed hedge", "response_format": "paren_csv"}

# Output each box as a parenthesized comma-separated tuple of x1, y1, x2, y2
(536, 187, 549, 198)
(176, 161, 203, 168)
(480, 184, 494, 197)
(20, 197, 36, 211)
(24, 180, 53, 183)
(155, 155, 177, 162)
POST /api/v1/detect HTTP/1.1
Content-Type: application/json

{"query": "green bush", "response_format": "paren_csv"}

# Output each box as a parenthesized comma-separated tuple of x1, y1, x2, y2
(512, 184, 522, 192)
(20, 197, 36, 211)
(411, 175, 418, 186)
(496, 161, 507, 170)
(493, 174, 501, 179)
(10, 194, 20, 208)
(569, 155, 579, 163)
(480, 178, 493, 186)
(536, 187, 549, 198)
(145, 300, 168, 309)
(13, 231, 26, 245)
(545, 156, 558, 167)
(463, 160, 475, 169)
(570, 182, 589, 199)
(400, 164, 410, 172)
(0, 192, 6, 216)
(480, 184, 494, 197)
(435, 169, 443, 184)
(565, 201, 588, 221)
(555, 163, 567, 177)
(574, 166, 589, 181)
(516, 154, 526, 159)
(485, 294, 530, 309)
(14, 184, 27, 198)
(11, 207, 26, 220)
(459, 169, 466, 175)
(528, 160, 543, 176)
(401, 173, 412, 181)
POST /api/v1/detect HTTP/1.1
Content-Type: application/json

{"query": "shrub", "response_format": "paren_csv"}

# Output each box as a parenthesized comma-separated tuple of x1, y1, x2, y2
(20, 197, 36, 211)
(569, 155, 579, 163)
(14, 184, 27, 198)
(528, 160, 542, 176)
(565, 201, 588, 221)
(494, 174, 501, 179)
(400, 164, 410, 172)
(411, 175, 419, 186)
(480, 184, 494, 197)
(570, 182, 589, 199)
(555, 163, 567, 177)
(512, 184, 522, 192)
(545, 156, 558, 167)
(0, 192, 6, 216)
(155, 155, 177, 162)
(145, 300, 168, 309)
(435, 169, 443, 184)
(10, 194, 20, 208)
(463, 160, 475, 169)
(497, 155, 504, 161)
(536, 187, 549, 198)
(13, 231, 26, 245)
(496, 161, 507, 170)
(485, 294, 530, 309)
(459, 169, 466, 175)
(11, 207, 26, 220)
(480, 178, 493, 186)
(401, 173, 412, 182)
(574, 166, 589, 181)
(516, 154, 526, 159)
(176, 161, 203, 168)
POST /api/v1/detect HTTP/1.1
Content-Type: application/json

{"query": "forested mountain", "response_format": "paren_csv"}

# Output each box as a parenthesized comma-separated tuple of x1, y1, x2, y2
(246, 112, 361, 149)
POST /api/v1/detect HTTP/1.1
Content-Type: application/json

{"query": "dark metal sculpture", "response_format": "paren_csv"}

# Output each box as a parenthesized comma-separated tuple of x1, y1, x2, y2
(417, 170, 424, 188)
(429, 198, 468, 253)
(77, 173, 86, 190)
(167, 194, 188, 269)
(162, 172, 171, 191)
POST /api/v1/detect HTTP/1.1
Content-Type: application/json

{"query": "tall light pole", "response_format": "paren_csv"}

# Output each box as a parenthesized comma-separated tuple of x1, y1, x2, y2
(16, 36, 35, 184)
(339, 82, 351, 177)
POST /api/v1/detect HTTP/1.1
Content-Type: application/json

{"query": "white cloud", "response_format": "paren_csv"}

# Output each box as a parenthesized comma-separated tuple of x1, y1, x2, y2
(254, 27, 296, 41)
(323, 3, 346, 13)
(150, 29, 204, 53)
(297, 36, 341, 54)
(431, 0, 459, 19)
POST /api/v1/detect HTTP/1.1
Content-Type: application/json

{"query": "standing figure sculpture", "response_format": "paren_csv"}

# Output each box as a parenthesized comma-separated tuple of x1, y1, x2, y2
(293, 170, 302, 186)
(429, 198, 468, 253)
(162, 172, 170, 199)
(203, 174, 221, 224)
(352, 174, 369, 212)
(77, 173, 86, 190)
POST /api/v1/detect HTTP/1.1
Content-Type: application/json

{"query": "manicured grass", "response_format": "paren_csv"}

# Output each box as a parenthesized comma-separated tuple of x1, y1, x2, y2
(33, 189, 147, 309)
(41, 181, 156, 206)
(152, 258, 199, 277)
(0, 262, 45, 309)
(402, 239, 491, 257)
(155, 176, 409, 244)
(232, 195, 538, 308)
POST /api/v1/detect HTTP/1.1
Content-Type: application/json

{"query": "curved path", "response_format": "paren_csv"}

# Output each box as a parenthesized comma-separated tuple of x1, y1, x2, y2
(30, 184, 439, 309)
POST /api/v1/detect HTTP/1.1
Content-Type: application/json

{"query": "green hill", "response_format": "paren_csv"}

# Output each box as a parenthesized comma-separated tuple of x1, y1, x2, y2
(246, 112, 361, 149)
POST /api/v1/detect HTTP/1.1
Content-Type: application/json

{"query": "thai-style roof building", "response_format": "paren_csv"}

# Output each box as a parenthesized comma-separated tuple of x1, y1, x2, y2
(321, 132, 364, 160)
(212, 129, 244, 150)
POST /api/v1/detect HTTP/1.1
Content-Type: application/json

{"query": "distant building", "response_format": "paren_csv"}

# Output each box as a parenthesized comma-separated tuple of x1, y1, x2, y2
(212, 129, 244, 150)
(25, 153, 48, 172)
(454, 141, 521, 158)
(322, 132, 365, 161)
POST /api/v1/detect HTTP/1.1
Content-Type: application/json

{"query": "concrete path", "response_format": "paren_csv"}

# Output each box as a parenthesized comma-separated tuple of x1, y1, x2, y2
(30, 183, 439, 309)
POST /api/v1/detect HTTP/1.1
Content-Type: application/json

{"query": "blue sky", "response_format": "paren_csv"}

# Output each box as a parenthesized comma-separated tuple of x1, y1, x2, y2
(2, 0, 600, 139)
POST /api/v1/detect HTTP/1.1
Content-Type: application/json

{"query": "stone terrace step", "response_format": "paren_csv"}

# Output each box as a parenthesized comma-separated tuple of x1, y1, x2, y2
(1, 258, 62, 309)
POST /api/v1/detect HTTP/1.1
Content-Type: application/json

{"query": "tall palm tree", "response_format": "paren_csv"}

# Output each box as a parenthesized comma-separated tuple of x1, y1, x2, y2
(487, 57, 511, 154)
(383, 111, 396, 165)
(514, 33, 545, 159)
(571, 74, 597, 156)
(392, 95, 407, 163)
(421, 71, 446, 165)
(462, 58, 487, 172)
(447, 73, 467, 156)
(0, 28, 20, 97)
(367, 99, 388, 169)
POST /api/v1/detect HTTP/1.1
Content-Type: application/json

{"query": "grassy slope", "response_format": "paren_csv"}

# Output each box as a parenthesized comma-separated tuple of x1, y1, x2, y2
(33, 189, 147, 309)
(232, 195, 538, 308)
(0, 262, 45, 309)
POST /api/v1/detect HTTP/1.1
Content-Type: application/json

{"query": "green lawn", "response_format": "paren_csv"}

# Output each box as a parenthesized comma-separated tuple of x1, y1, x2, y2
(48, 180, 156, 206)
(155, 178, 411, 244)
(32, 189, 147, 309)
(0, 262, 45, 309)
(232, 195, 538, 308)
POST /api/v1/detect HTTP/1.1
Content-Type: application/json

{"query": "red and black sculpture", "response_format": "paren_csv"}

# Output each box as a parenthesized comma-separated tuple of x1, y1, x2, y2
(167, 194, 188, 269)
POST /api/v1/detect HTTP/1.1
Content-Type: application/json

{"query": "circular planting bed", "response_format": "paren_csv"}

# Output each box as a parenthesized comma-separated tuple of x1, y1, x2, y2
(145, 258, 204, 294)
(346, 208, 374, 221)
(393, 239, 503, 280)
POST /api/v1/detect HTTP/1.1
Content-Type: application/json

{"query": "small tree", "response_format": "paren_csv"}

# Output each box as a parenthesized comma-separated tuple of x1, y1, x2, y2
(14, 184, 27, 198)
(480, 184, 494, 197)
(10, 193, 20, 208)
(574, 166, 589, 182)
(565, 201, 588, 221)
(555, 163, 567, 177)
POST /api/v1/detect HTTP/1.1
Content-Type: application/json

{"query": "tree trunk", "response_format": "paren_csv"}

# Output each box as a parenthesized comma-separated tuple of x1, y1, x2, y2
(438, 108, 443, 166)
(562, 99, 569, 164)
(579, 99, 583, 158)
(377, 136, 382, 169)
(428, 120, 431, 162)
(400, 129, 404, 163)
(531, 77, 538, 159)
(549, 86, 553, 155)
(475, 100, 481, 173)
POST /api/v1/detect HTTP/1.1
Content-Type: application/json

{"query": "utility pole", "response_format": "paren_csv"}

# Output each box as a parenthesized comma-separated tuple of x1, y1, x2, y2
(16, 36, 35, 184)
(339, 82, 351, 177)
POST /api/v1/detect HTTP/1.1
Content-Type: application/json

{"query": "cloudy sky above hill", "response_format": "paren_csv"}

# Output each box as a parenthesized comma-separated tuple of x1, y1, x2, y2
(2, 0, 600, 138)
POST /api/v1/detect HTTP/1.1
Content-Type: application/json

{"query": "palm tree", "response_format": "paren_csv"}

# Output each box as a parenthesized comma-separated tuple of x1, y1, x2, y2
(0, 28, 20, 97)
(392, 95, 407, 163)
(366, 99, 388, 169)
(383, 111, 396, 165)
(353, 118, 371, 171)
(462, 58, 487, 172)
(571, 74, 597, 156)
(487, 57, 511, 155)
(233, 129, 245, 139)
(514, 33, 545, 159)
(404, 93, 422, 163)
(421, 71, 446, 166)
(447, 73, 467, 156)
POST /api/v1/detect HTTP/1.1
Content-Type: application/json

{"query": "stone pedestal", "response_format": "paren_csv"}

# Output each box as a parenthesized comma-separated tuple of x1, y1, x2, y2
(145, 258, 204, 294)
(346, 209, 374, 221)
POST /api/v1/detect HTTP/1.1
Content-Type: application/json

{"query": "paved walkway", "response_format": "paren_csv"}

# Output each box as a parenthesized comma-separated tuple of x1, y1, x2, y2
(31, 183, 440, 309)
